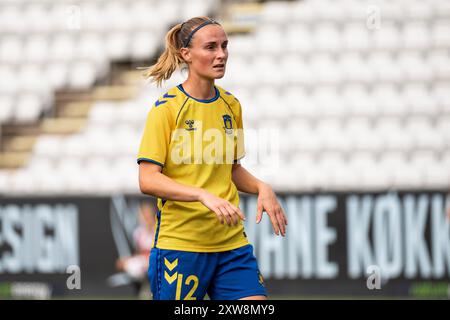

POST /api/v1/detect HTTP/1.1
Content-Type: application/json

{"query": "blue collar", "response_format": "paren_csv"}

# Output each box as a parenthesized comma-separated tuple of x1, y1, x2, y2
(177, 84, 220, 103)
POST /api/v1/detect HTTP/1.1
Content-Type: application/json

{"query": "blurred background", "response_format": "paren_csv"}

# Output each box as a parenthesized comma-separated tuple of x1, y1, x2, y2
(0, 0, 449, 299)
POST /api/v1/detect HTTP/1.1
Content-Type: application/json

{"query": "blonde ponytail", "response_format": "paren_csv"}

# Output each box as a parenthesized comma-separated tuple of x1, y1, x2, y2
(141, 16, 219, 87)
(142, 24, 184, 86)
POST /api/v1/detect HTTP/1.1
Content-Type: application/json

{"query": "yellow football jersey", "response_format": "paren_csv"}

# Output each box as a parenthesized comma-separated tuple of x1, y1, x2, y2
(137, 84, 248, 252)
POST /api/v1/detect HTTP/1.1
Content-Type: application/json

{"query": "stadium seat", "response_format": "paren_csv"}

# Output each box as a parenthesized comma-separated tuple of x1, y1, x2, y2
(285, 24, 314, 54)
(375, 118, 413, 152)
(432, 20, 450, 48)
(24, 3, 52, 33)
(314, 23, 341, 52)
(437, 117, 450, 147)
(342, 23, 371, 52)
(14, 93, 45, 123)
(373, 22, 401, 51)
(33, 135, 63, 157)
(339, 53, 374, 84)
(427, 50, 450, 80)
(68, 60, 97, 89)
(259, 1, 291, 25)
(0, 95, 14, 123)
(432, 81, 450, 112)
(341, 84, 377, 116)
(402, 83, 437, 115)
(405, 117, 444, 150)
(24, 35, 49, 63)
(9, 168, 37, 195)
(310, 54, 342, 85)
(253, 55, 284, 86)
(0, 170, 11, 192)
(404, 0, 434, 21)
(105, 32, 130, 61)
(371, 84, 408, 116)
(311, 86, 346, 117)
(130, 31, 159, 60)
(398, 51, 433, 82)
(44, 62, 69, 90)
(344, 117, 374, 151)
(402, 22, 432, 50)
(367, 52, 403, 83)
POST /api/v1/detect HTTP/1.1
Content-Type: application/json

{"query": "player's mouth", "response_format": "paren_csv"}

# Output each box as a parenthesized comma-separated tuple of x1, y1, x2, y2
(213, 63, 225, 70)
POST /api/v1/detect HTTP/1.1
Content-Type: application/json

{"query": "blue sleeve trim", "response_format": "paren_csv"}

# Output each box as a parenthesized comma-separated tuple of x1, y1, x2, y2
(137, 158, 164, 167)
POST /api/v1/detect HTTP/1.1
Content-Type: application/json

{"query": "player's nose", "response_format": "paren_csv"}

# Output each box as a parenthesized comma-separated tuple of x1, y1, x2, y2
(216, 47, 227, 60)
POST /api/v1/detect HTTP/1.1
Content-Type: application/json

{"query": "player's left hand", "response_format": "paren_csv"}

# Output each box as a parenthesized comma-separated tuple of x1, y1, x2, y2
(256, 183, 288, 237)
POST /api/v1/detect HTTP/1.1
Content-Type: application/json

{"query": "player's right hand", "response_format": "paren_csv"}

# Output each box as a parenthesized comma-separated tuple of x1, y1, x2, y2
(198, 189, 246, 226)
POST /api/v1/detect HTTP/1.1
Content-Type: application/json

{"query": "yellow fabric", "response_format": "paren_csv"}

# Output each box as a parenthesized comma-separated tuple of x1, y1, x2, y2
(137, 85, 248, 252)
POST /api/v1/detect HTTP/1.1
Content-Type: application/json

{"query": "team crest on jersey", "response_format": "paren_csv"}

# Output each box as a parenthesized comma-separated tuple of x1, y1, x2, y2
(222, 115, 233, 134)
(184, 119, 197, 131)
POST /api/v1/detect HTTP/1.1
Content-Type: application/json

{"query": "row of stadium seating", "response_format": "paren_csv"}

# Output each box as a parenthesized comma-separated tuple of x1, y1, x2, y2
(1, 57, 449, 124)
(0, 0, 214, 34)
(28, 107, 450, 159)
(221, 51, 450, 86)
(242, 22, 450, 53)
(4, 0, 447, 30)
(258, 0, 450, 23)
(2, 21, 449, 56)
(0, 32, 161, 63)
(2, 50, 449, 82)
(1, 149, 448, 195)
(3, 80, 449, 124)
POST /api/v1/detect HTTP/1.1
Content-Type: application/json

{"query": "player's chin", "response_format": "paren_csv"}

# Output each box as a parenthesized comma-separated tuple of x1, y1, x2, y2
(211, 67, 226, 79)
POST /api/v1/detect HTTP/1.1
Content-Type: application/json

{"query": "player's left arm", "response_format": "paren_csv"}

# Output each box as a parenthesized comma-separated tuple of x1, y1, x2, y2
(232, 163, 288, 236)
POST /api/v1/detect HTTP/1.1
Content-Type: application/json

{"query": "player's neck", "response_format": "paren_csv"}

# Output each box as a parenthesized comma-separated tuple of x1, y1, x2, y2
(182, 75, 216, 101)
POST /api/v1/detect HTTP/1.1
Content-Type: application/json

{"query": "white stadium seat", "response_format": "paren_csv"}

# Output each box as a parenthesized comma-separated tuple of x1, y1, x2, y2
(342, 23, 371, 52)
(0, 36, 23, 64)
(427, 50, 450, 80)
(372, 84, 408, 116)
(68, 60, 97, 89)
(402, 84, 437, 115)
(402, 22, 432, 50)
(341, 84, 377, 116)
(398, 52, 433, 82)
(14, 93, 44, 123)
(33, 135, 63, 157)
(314, 23, 342, 52)
(373, 23, 401, 51)
(49, 34, 76, 62)
(432, 21, 450, 48)
(367, 52, 403, 83)
(0, 95, 15, 123)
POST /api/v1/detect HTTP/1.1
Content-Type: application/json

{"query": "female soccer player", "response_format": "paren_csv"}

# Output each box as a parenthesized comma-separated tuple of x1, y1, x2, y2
(137, 16, 288, 300)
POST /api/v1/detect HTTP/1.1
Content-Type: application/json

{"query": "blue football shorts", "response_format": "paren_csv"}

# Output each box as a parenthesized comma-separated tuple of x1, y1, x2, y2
(148, 244, 267, 300)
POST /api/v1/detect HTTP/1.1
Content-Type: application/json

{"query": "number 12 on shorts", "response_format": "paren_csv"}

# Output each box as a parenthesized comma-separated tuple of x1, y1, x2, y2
(175, 273, 199, 300)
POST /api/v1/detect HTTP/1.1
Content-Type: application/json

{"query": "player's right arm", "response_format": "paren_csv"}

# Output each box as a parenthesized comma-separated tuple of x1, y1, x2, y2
(138, 162, 245, 225)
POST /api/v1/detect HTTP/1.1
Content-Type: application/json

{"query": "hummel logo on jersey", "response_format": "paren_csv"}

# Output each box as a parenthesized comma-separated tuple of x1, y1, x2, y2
(185, 120, 197, 131)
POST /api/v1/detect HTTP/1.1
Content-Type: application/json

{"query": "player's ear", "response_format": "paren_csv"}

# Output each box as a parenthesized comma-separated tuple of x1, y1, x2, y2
(180, 47, 191, 63)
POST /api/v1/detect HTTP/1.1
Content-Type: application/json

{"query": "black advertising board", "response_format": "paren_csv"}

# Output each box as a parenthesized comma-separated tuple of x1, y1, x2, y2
(1, 191, 449, 299)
